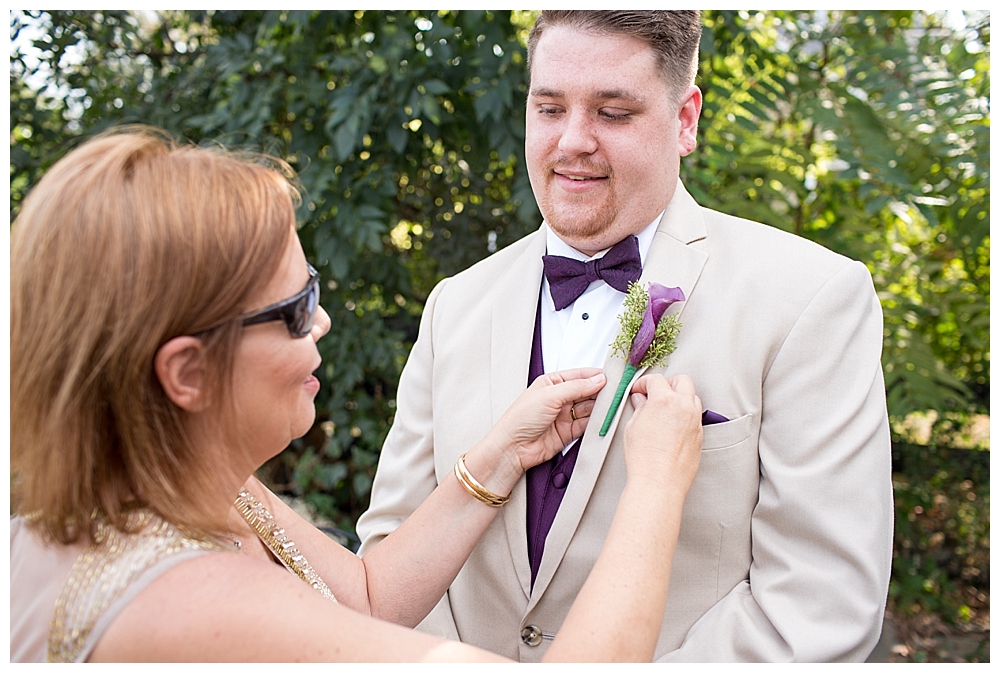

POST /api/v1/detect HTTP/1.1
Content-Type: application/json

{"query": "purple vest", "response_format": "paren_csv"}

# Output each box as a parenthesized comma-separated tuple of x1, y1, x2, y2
(525, 300, 580, 588)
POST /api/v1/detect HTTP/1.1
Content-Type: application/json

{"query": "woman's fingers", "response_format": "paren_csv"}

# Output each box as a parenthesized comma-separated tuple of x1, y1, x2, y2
(630, 374, 700, 414)
(667, 373, 698, 400)
(622, 373, 703, 495)
(542, 367, 603, 385)
(564, 399, 593, 435)
(566, 398, 596, 421)
(538, 372, 606, 410)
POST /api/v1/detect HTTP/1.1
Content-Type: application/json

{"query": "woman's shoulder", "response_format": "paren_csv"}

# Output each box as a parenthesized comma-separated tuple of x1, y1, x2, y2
(90, 548, 501, 662)
(10, 518, 84, 662)
(90, 548, 338, 661)
(12, 513, 228, 663)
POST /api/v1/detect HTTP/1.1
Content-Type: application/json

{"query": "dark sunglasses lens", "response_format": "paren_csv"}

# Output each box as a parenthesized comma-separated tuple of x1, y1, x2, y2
(290, 282, 319, 336)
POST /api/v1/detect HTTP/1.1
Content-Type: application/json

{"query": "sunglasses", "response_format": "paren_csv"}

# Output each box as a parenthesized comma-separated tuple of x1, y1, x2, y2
(240, 264, 321, 338)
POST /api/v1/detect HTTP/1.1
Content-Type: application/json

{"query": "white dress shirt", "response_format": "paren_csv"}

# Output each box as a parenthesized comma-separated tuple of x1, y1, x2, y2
(541, 215, 661, 450)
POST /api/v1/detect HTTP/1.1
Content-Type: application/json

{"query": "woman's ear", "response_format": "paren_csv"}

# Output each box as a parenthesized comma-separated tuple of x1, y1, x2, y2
(154, 336, 208, 412)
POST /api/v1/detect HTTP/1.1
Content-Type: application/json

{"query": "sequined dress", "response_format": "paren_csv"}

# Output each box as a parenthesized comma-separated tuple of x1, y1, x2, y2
(9, 514, 227, 662)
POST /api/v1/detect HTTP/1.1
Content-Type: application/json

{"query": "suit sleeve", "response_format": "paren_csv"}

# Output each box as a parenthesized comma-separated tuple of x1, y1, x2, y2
(355, 279, 461, 640)
(661, 260, 894, 662)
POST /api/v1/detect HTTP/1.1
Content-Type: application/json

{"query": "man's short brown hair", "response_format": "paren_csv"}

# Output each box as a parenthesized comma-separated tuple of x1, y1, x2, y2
(528, 10, 702, 105)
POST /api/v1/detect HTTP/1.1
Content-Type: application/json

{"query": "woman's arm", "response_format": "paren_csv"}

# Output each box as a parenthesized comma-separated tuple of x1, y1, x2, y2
(91, 550, 512, 663)
(240, 368, 606, 624)
(543, 374, 703, 662)
(94, 373, 700, 663)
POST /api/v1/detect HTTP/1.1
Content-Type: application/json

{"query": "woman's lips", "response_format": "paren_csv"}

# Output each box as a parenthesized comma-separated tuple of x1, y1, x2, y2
(304, 374, 320, 394)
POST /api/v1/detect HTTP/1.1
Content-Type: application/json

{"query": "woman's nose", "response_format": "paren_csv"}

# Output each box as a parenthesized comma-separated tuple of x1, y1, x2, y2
(312, 305, 332, 340)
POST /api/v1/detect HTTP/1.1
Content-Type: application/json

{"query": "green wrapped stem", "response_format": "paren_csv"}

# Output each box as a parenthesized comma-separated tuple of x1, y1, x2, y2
(599, 363, 638, 436)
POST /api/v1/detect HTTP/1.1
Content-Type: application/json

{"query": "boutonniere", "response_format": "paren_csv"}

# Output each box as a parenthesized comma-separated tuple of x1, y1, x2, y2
(599, 282, 685, 436)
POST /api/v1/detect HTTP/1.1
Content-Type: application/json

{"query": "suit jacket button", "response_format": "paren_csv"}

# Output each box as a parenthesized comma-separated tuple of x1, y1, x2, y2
(520, 625, 543, 647)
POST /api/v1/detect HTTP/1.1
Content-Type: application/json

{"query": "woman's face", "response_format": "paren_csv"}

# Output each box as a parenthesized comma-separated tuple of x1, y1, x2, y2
(229, 229, 331, 460)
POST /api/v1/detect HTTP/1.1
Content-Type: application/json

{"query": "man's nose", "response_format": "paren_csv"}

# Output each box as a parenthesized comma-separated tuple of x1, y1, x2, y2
(557, 110, 598, 156)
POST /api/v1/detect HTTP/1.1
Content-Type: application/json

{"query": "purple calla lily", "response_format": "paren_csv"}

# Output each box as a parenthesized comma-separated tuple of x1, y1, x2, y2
(600, 282, 686, 436)
(627, 283, 686, 367)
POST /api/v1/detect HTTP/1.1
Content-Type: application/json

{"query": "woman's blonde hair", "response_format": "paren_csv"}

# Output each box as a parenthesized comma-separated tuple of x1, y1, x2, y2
(11, 127, 298, 544)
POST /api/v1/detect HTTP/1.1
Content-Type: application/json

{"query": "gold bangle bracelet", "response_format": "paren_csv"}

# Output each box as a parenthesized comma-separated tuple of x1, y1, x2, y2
(454, 453, 510, 507)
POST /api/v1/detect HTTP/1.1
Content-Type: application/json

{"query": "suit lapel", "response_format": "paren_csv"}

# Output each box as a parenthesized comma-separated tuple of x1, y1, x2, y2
(527, 182, 709, 606)
(640, 182, 710, 327)
(490, 226, 547, 600)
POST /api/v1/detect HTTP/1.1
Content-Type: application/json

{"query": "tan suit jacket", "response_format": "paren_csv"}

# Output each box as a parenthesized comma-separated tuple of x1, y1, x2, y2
(357, 181, 893, 662)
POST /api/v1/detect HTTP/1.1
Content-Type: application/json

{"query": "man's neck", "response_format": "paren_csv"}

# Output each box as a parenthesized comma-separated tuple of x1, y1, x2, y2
(545, 214, 663, 264)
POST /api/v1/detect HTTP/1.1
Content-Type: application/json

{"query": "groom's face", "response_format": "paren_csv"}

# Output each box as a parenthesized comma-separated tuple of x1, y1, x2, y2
(526, 25, 699, 257)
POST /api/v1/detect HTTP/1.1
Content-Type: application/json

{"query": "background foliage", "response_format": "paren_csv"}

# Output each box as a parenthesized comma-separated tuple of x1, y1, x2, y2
(10, 10, 989, 655)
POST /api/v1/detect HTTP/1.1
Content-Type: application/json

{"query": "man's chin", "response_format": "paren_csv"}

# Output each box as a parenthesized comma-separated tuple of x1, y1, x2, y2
(546, 215, 621, 255)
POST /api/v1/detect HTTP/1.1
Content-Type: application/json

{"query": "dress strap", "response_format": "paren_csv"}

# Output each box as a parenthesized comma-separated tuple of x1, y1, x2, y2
(48, 512, 226, 662)
(233, 489, 337, 603)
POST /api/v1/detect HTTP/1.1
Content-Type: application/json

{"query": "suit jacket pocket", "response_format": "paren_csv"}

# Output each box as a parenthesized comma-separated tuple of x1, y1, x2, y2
(700, 413, 754, 451)
(674, 413, 758, 611)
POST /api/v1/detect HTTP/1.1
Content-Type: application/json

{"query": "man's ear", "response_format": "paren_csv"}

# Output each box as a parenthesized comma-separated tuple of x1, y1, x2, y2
(677, 85, 703, 157)
(154, 336, 209, 412)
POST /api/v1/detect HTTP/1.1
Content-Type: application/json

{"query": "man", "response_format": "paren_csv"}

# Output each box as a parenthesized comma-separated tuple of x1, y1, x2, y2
(357, 10, 893, 662)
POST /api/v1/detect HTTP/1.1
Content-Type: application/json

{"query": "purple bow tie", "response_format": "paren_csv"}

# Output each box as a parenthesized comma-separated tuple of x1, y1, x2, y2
(542, 236, 641, 311)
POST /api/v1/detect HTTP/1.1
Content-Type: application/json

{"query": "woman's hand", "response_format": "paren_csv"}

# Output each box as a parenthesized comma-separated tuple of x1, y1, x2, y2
(543, 374, 702, 663)
(480, 368, 606, 482)
(624, 374, 703, 497)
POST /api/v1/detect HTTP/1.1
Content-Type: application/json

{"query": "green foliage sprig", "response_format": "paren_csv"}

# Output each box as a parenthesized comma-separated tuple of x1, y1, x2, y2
(609, 282, 682, 368)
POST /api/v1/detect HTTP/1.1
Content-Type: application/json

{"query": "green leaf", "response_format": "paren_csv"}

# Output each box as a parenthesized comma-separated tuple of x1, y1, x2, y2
(422, 78, 450, 95)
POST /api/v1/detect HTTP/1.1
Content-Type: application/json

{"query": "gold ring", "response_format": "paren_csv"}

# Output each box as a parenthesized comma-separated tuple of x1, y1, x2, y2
(570, 405, 578, 421)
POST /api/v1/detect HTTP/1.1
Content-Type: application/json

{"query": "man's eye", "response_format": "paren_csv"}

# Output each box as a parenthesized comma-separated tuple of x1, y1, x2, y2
(600, 109, 631, 121)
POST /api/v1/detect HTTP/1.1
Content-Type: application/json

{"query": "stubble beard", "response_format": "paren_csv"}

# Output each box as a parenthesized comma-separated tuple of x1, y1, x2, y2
(539, 161, 620, 246)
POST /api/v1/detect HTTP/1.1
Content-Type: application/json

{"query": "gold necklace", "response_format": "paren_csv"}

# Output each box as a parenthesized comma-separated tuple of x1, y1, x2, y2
(233, 489, 337, 603)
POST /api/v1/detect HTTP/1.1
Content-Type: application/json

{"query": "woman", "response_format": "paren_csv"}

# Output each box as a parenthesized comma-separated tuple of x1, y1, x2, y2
(10, 128, 704, 662)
